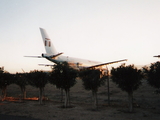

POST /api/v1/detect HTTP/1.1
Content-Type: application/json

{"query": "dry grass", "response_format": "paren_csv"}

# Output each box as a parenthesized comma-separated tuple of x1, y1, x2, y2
(0, 79, 160, 120)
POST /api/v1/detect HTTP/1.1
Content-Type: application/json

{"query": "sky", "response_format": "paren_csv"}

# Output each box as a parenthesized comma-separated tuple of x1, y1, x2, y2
(0, 0, 160, 73)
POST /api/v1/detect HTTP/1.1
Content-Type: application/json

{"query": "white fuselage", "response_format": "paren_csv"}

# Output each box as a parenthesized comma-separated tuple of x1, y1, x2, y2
(45, 55, 102, 69)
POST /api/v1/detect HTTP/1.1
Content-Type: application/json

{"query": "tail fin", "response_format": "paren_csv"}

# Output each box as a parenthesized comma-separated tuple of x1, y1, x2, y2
(40, 28, 58, 55)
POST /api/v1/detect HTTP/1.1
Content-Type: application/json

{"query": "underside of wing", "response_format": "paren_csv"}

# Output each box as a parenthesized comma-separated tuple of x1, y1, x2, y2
(87, 59, 127, 69)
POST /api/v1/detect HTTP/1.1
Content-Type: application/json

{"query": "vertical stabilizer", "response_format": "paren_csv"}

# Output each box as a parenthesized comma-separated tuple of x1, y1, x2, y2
(40, 28, 58, 55)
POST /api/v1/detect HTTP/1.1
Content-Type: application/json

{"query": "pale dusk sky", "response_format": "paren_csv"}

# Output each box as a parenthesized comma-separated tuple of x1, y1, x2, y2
(0, 0, 160, 73)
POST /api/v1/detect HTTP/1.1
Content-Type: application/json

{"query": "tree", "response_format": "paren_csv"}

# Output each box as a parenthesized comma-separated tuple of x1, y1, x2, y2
(27, 70, 48, 104)
(50, 62, 77, 108)
(143, 61, 160, 90)
(15, 73, 28, 99)
(0, 68, 14, 101)
(106, 67, 111, 105)
(79, 68, 106, 110)
(111, 64, 143, 112)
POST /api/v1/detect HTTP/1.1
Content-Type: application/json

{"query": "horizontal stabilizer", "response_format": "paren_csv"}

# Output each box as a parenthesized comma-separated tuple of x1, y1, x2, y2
(153, 55, 160, 58)
(50, 52, 63, 58)
(24, 56, 42, 58)
(87, 59, 127, 68)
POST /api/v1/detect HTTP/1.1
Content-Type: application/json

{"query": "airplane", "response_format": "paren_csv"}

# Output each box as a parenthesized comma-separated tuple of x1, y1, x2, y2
(26, 28, 127, 70)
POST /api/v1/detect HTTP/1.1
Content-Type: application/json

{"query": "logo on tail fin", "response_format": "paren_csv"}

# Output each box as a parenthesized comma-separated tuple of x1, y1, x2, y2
(45, 38, 51, 47)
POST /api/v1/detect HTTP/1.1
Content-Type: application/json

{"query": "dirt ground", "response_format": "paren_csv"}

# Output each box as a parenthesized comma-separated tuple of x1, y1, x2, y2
(0, 79, 160, 120)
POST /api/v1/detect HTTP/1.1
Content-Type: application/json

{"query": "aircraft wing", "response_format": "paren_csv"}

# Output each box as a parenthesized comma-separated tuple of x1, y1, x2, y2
(87, 59, 127, 69)
(38, 64, 54, 67)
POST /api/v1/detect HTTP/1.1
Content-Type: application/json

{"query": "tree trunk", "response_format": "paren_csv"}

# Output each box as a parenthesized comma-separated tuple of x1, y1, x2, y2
(23, 90, 26, 99)
(39, 87, 43, 104)
(64, 89, 68, 108)
(61, 88, 63, 102)
(2, 86, 7, 101)
(21, 86, 26, 100)
(94, 91, 98, 110)
(92, 90, 94, 109)
(68, 89, 70, 106)
(107, 76, 110, 105)
(128, 91, 133, 112)
(92, 90, 98, 110)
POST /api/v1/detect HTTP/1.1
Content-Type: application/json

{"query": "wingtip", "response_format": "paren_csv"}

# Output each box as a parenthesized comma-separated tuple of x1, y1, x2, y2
(122, 59, 128, 61)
